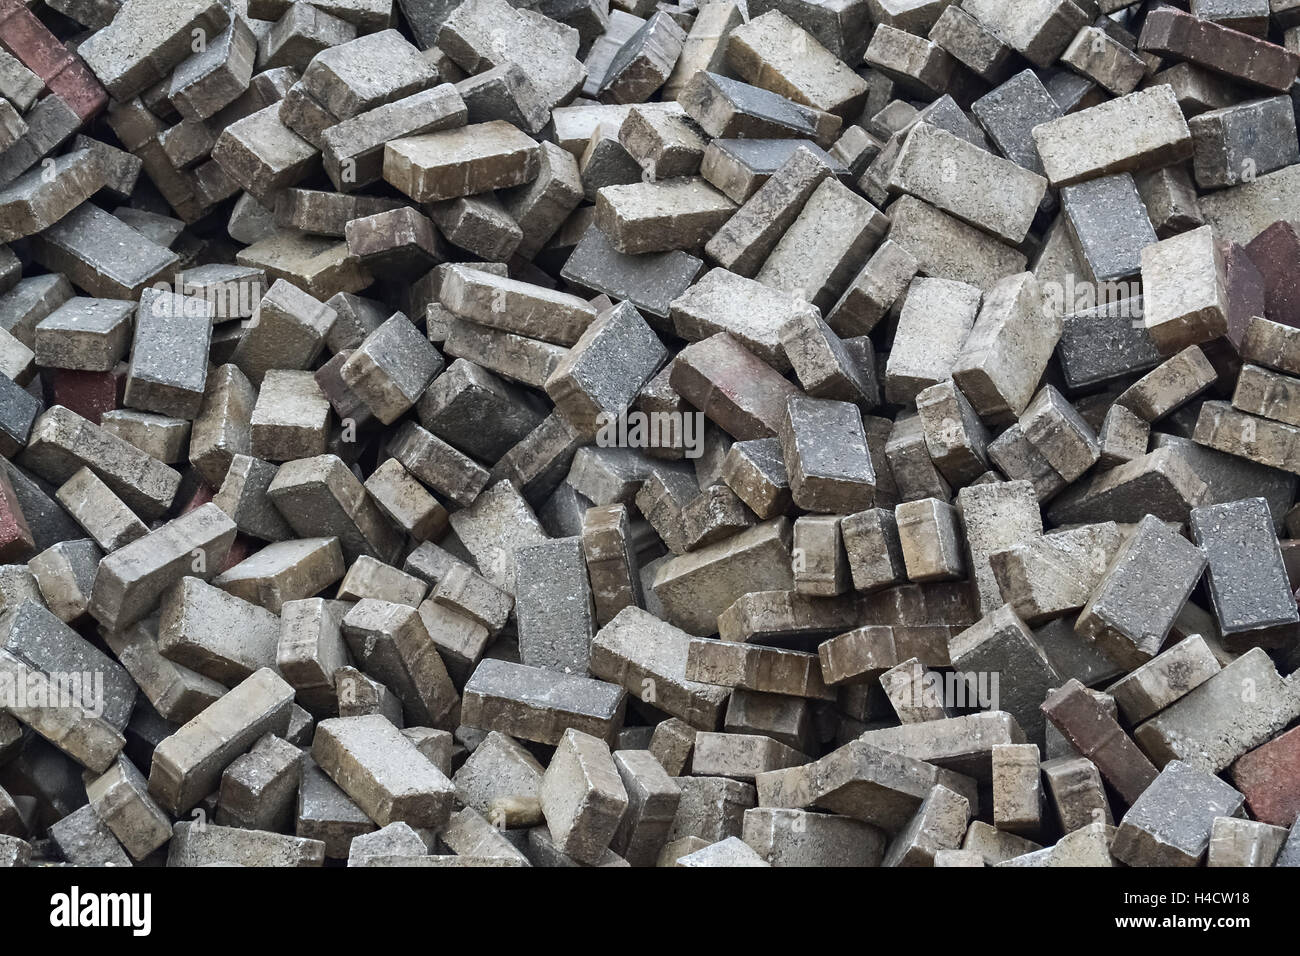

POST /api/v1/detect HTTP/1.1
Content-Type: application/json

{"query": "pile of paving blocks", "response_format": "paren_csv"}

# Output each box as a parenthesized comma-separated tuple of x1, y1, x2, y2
(3, 0, 1300, 869)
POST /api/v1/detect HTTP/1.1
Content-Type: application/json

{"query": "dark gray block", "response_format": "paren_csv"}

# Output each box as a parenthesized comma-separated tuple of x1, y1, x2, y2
(1190, 496, 1299, 650)
(1060, 173, 1157, 283)
(561, 226, 703, 322)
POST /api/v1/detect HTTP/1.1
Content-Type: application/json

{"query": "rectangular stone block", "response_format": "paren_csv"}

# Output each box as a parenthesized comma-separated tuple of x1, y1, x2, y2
(312, 714, 455, 829)
(754, 177, 886, 311)
(30, 203, 179, 301)
(590, 606, 731, 729)
(1041, 754, 1111, 834)
(159, 577, 280, 686)
(211, 102, 318, 207)
(266, 455, 402, 564)
(384, 121, 540, 204)
(277, 597, 350, 715)
(888, 122, 1045, 245)
(1141, 226, 1229, 355)
(1117, 346, 1218, 424)
(0, 646, 124, 772)
(955, 480, 1042, 618)
(780, 396, 875, 514)
(1111, 760, 1245, 866)
(89, 503, 236, 631)
(671, 332, 800, 440)
(86, 755, 172, 861)
(686, 636, 832, 699)
(1139, 6, 1299, 93)
(560, 226, 703, 322)
(1030, 84, 1192, 187)
(1042, 678, 1157, 806)
(1135, 647, 1300, 773)
(125, 289, 213, 419)
(460, 658, 627, 746)
(215, 537, 345, 615)
(841, 507, 906, 593)
(885, 276, 981, 405)
(320, 85, 468, 192)
(949, 605, 1060, 747)
(148, 667, 294, 814)
(1106, 634, 1222, 726)
(104, 617, 225, 724)
(755, 737, 975, 832)
(538, 728, 628, 865)
(952, 272, 1062, 423)
(1076, 515, 1207, 670)
(678, 71, 839, 145)
(1191, 496, 1298, 650)
(1234, 363, 1300, 429)
(582, 504, 642, 627)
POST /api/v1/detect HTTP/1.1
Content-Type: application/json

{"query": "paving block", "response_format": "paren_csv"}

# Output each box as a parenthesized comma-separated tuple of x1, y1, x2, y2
(1111, 759, 1245, 866)
(313, 714, 455, 829)
(1030, 84, 1192, 187)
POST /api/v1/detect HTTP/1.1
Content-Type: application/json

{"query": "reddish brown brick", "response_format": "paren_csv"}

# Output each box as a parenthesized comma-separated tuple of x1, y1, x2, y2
(1139, 8, 1300, 93)
(1224, 241, 1266, 351)
(1246, 221, 1300, 330)
(1231, 726, 1300, 827)
(0, 468, 34, 561)
(180, 482, 216, 515)
(41, 368, 121, 425)
(1042, 678, 1158, 807)
(0, 0, 107, 121)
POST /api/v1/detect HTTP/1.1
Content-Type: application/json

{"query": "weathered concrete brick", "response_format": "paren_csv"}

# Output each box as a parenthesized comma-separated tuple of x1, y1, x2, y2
(1042, 678, 1157, 806)
(754, 177, 886, 311)
(841, 507, 906, 593)
(79, 0, 230, 99)
(755, 737, 975, 832)
(1106, 634, 1222, 726)
(961, 0, 1087, 68)
(991, 523, 1125, 626)
(895, 498, 963, 583)
(216, 537, 345, 615)
(686, 636, 832, 699)
(320, 85, 467, 192)
(952, 272, 1062, 423)
(590, 606, 731, 728)
(679, 71, 839, 145)
(1231, 725, 1300, 827)
(1135, 647, 1300, 773)
(779, 396, 875, 513)
(1041, 754, 1111, 834)
(889, 122, 1045, 245)
(863, 24, 957, 98)
(250, 370, 330, 462)
(31, 203, 178, 301)
(276, 597, 350, 715)
(1076, 515, 1207, 670)
(461, 658, 626, 746)
(1191, 496, 1298, 650)
(123, 289, 212, 420)
(313, 714, 455, 830)
(949, 604, 1059, 747)
(671, 332, 800, 441)
(1030, 84, 1192, 188)
(89, 503, 236, 631)
(1111, 759, 1244, 866)
(148, 667, 294, 814)
(384, 121, 539, 203)
(158, 576, 280, 686)
(955, 480, 1042, 618)
(885, 277, 981, 405)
